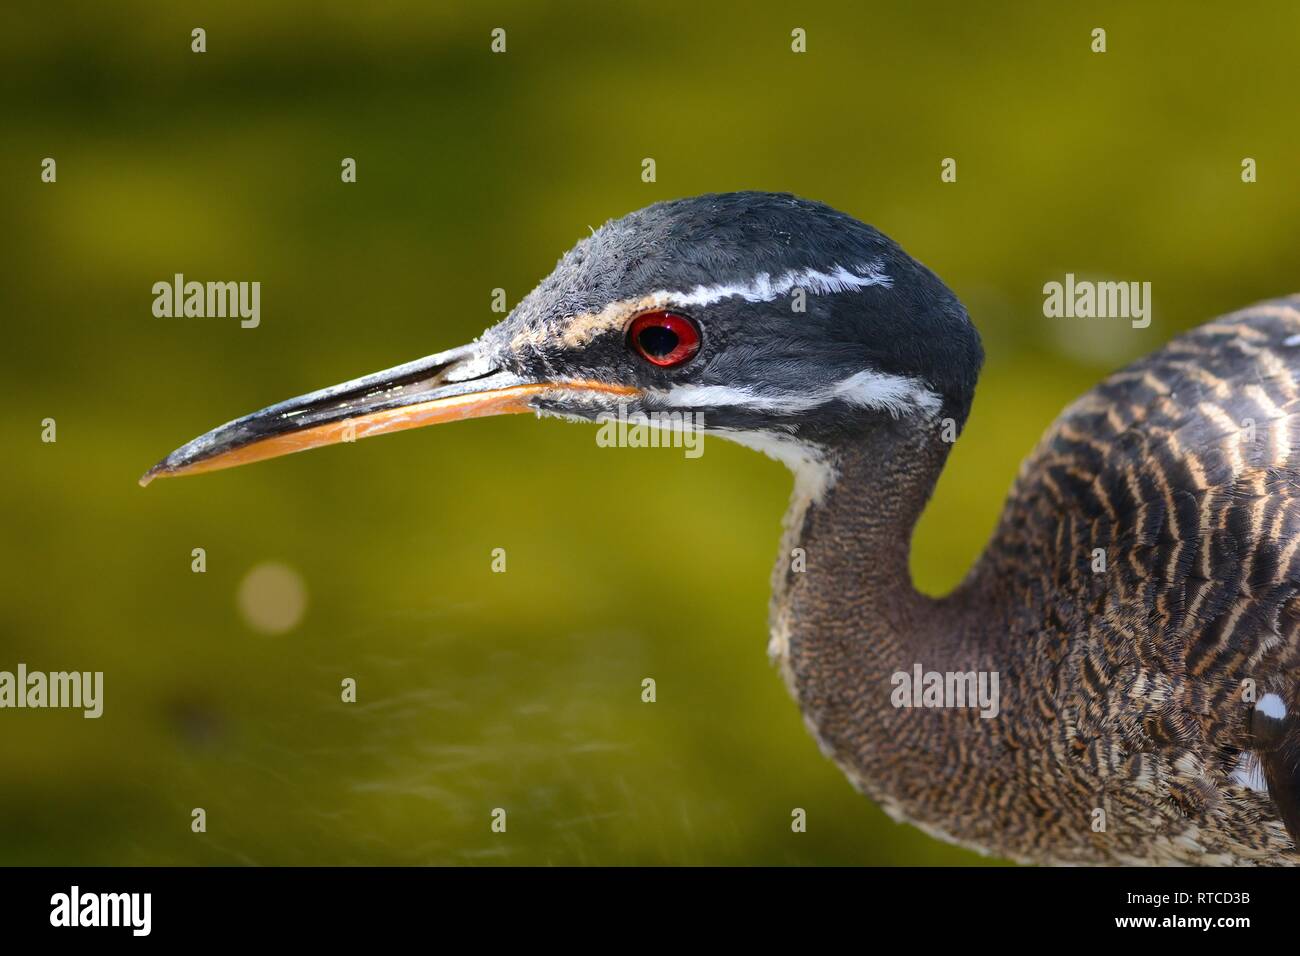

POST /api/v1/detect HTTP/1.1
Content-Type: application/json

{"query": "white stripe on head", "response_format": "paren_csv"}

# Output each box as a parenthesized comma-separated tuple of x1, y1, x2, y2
(653, 370, 940, 419)
(832, 370, 943, 417)
(670, 261, 891, 308)
(540, 261, 893, 351)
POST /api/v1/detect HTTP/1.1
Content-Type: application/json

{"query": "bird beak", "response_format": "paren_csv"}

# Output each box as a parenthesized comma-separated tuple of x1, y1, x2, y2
(139, 342, 639, 486)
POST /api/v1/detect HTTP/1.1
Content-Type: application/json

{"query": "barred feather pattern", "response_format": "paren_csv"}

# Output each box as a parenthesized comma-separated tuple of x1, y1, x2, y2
(777, 296, 1300, 865)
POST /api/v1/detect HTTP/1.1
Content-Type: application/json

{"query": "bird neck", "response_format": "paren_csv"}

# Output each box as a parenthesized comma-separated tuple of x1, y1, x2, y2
(771, 418, 976, 675)
(770, 417, 1013, 837)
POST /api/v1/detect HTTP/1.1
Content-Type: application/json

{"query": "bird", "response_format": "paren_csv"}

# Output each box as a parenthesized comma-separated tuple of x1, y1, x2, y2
(141, 191, 1300, 866)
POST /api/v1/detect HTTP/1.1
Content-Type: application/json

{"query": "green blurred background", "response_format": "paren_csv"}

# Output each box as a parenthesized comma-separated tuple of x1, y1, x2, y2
(2, 1, 1297, 865)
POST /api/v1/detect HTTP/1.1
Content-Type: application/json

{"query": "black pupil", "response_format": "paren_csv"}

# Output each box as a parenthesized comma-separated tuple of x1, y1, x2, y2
(638, 324, 679, 357)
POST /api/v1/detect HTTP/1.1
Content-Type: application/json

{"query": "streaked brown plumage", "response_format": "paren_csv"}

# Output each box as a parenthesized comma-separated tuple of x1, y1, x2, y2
(774, 297, 1300, 865)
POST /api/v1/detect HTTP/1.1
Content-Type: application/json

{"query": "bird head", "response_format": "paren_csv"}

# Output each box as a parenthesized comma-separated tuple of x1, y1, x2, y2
(140, 192, 982, 487)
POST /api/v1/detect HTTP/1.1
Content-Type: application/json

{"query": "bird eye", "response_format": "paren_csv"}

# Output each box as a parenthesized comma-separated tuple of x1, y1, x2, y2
(627, 311, 701, 367)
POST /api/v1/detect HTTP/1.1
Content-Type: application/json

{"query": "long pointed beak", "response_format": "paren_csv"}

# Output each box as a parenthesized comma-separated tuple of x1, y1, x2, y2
(139, 343, 638, 487)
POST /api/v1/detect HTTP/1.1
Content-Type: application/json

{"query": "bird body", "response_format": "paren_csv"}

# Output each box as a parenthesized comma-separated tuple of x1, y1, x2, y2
(143, 192, 1300, 865)
(772, 306, 1300, 864)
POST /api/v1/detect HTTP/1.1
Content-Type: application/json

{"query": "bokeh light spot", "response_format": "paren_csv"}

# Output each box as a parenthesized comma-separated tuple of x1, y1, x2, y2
(237, 562, 307, 635)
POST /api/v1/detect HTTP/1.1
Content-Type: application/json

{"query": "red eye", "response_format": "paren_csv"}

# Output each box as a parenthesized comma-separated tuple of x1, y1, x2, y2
(628, 311, 701, 367)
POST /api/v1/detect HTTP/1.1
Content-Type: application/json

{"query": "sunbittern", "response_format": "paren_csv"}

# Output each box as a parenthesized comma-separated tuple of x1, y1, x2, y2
(143, 192, 1300, 865)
